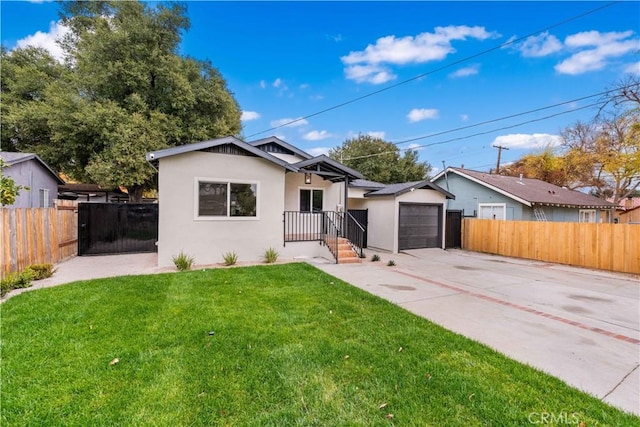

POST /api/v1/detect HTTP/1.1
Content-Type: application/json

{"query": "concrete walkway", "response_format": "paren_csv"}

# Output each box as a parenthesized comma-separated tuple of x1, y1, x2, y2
(315, 248, 640, 416)
(2, 250, 638, 415)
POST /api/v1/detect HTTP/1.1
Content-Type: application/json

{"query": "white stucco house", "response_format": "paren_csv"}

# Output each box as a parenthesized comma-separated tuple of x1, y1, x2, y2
(146, 136, 453, 267)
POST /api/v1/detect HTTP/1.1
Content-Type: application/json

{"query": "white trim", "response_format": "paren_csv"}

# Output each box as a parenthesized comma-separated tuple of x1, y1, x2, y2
(38, 188, 50, 208)
(579, 209, 597, 223)
(194, 177, 260, 221)
(478, 202, 506, 220)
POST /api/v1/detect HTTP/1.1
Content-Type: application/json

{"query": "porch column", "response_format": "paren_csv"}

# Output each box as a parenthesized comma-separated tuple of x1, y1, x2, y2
(343, 175, 349, 238)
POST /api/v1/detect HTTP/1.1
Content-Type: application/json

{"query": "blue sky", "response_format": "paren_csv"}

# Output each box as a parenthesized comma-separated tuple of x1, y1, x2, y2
(2, 1, 639, 173)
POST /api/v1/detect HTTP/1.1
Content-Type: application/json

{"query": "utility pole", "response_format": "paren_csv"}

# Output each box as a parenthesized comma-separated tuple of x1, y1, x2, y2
(493, 145, 509, 173)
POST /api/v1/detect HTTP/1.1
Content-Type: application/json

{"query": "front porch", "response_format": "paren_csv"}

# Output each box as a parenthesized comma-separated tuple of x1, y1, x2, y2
(283, 211, 365, 264)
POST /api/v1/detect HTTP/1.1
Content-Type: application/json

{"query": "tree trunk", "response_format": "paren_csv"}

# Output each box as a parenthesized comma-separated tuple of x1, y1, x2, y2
(128, 184, 144, 203)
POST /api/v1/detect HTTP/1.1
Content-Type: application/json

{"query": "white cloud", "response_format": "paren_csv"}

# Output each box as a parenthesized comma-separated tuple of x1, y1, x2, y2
(344, 64, 396, 84)
(270, 117, 309, 128)
(341, 25, 499, 84)
(15, 20, 70, 62)
(308, 147, 331, 156)
(460, 114, 469, 122)
(407, 108, 439, 123)
(407, 143, 423, 151)
(517, 32, 562, 57)
(273, 78, 283, 88)
(555, 30, 639, 75)
(367, 131, 386, 139)
(260, 80, 267, 89)
(625, 61, 640, 75)
(303, 130, 333, 141)
(491, 133, 562, 149)
(241, 111, 260, 121)
(449, 64, 479, 78)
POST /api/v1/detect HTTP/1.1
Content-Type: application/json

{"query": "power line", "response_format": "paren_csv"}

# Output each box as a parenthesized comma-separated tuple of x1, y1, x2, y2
(246, 1, 621, 138)
(343, 101, 601, 161)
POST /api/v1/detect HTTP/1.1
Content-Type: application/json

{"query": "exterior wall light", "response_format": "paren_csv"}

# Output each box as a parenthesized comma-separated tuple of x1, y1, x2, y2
(304, 173, 312, 184)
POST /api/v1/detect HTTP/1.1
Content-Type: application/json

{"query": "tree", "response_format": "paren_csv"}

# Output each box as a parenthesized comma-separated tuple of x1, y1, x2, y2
(328, 134, 431, 184)
(0, 159, 28, 206)
(1, 1, 241, 202)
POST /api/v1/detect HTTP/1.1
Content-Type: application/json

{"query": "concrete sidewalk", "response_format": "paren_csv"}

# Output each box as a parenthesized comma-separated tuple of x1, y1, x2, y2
(2, 250, 638, 415)
(315, 248, 640, 416)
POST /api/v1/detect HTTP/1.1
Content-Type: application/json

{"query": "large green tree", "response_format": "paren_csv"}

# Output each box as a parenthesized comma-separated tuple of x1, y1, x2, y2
(1, 1, 241, 202)
(329, 135, 431, 184)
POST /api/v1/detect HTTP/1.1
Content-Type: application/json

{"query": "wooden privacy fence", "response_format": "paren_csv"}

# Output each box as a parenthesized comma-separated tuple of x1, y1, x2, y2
(462, 219, 640, 275)
(1, 200, 78, 278)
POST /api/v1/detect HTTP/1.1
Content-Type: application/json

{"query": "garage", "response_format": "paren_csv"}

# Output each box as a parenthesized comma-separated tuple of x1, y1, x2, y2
(398, 203, 442, 250)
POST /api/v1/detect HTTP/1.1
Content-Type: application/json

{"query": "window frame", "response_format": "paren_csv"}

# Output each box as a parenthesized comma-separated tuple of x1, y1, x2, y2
(477, 202, 506, 220)
(38, 188, 50, 208)
(579, 209, 597, 223)
(299, 187, 324, 212)
(194, 177, 259, 221)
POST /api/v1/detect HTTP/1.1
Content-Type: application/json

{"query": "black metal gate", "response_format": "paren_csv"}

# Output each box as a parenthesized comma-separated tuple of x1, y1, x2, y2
(78, 203, 158, 255)
(445, 210, 463, 248)
(348, 209, 368, 247)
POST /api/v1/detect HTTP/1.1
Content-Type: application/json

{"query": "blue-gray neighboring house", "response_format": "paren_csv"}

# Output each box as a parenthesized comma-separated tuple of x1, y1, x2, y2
(431, 167, 616, 222)
(0, 152, 65, 208)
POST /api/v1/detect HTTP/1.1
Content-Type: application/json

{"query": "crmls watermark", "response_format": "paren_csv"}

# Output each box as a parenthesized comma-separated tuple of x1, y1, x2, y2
(528, 412, 582, 425)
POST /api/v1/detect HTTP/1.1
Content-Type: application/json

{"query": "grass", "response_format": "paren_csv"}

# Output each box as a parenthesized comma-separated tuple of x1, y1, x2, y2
(1, 263, 637, 426)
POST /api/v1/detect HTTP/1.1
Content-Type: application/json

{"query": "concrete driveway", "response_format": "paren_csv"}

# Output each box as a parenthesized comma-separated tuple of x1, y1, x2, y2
(316, 248, 640, 416)
(2, 249, 638, 415)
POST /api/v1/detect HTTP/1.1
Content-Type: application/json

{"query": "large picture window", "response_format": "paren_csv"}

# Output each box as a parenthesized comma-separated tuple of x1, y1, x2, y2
(300, 189, 323, 212)
(198, 180, 257, 218)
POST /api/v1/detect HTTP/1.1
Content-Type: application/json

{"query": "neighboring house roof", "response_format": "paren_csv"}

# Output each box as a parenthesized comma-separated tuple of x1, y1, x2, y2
(146, 136, 298, 172)
(0, 151, 65, 184)
(365, 180, 455, 199)
(249, 136, 313, 161)
(350, 179, 385, 189)
(293, 155, 364, 181)
(432, 167, 614, 208)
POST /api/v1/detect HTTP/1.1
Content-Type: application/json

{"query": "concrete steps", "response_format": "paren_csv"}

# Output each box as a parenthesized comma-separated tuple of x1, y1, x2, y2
(327, 237, 362, 264)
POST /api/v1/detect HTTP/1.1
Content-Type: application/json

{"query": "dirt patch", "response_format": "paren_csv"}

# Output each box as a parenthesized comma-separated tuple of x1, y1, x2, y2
(562, 305, 594, 315)
(380, 284, 417, 291)
(568, 294, 613, 303)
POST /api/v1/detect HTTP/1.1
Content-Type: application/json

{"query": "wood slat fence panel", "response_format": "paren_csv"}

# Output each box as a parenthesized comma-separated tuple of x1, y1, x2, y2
(462, 219, 639, 275)
(1, 201, 78, 279)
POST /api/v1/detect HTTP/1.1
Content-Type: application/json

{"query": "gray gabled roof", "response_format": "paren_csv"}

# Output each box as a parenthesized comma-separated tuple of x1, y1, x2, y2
(432, 167, 614, 208)
(293, 155, 364, 180)
(145, 136, 298, 172)
(0, 151, 65, 184)
(249, 136, 313, 160)
(365, 180, 454, 199)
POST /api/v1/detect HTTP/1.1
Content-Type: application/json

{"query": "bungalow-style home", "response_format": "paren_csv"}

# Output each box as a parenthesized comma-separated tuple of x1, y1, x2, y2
(431, 167, 616, 222)
(0, 151, 65, 208)
(146, 136, 453, 267)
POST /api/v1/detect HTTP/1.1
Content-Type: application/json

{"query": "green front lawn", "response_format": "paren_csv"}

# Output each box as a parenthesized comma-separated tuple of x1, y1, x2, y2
(1, 263, 637, 426)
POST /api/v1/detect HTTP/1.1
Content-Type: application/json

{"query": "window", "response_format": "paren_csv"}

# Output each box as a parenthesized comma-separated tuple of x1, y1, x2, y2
(478, 203, 506, 220)
(300, 189, 323, 212)
(38, 189, 49, 208)
(197, 180, 257, 218)
(579, 209, 597, 223)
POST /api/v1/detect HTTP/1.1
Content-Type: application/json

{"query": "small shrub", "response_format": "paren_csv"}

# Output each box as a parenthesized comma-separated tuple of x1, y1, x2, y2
(371, 254, 380, 262)
(387, 260, 396, 267)
(24, 263, 55, 280)
(263, 247, 279, 264)
(172, 251, 195, 271)
(222, 251, 238, 266)
(0, 270, 34, 296)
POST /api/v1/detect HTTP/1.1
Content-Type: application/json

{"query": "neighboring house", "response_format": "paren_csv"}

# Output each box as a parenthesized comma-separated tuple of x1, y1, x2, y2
(431, 167, 615, 222)
(615, 197, 640, 224)
(0, 152, 64, 208)
(58, 183, 134, 203)
(146, 136, 452, 267)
